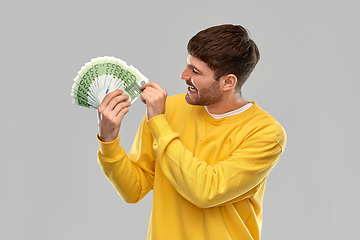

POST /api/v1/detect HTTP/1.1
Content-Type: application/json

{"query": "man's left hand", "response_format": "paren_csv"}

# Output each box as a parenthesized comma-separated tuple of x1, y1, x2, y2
(140, 82, 167, 120)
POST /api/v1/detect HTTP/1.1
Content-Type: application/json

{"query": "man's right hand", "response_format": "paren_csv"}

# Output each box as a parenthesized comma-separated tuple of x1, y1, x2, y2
(97, 89, 131, 142)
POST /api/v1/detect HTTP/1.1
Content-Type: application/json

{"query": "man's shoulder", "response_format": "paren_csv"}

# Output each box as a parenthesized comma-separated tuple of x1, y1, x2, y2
(167, 93, 187, 102)
(164, 93, 201, 119)
(166, 93, 188, 107)
(250, 103, 287, 148)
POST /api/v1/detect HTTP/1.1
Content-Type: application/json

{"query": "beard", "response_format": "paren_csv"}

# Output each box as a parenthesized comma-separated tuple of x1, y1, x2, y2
(185, 80, 223, 106)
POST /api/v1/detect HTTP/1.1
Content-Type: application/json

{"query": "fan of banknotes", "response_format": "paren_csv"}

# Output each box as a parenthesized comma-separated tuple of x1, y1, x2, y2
(71, 56, 149, 109)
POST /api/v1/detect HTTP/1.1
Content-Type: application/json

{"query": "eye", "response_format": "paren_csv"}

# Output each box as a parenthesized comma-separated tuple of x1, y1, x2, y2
(192, 68, 200, 75)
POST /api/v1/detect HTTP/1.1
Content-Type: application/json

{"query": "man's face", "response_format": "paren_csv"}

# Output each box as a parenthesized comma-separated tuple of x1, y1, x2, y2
(180, 54, 223, 106)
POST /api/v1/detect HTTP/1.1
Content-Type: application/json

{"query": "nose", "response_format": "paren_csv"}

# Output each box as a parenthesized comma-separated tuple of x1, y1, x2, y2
(180, 66, 191, 81)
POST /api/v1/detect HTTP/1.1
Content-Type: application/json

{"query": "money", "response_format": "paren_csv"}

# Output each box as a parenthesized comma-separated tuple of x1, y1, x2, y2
(71, 56, 149, 109)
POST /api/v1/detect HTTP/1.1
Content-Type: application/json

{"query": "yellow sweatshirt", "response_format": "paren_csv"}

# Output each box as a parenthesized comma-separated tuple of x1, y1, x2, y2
(98, 93, 286, 240)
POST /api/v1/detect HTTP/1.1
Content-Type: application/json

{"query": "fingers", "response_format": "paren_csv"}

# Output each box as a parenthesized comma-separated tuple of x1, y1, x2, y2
(140, 81, 164, 92)
(107, 95, 130, 114)
(102, 89, 124, 104)
(140, 82, 167, 103)
(98, 90, 130, 111)
(98, 89, 125, 112)
(98, 95, 131, 121)
(108, 100, 131, 119)
(140, 81, 167, 120)
(115, 105, 130, 121)
(97, 90, 132, 142)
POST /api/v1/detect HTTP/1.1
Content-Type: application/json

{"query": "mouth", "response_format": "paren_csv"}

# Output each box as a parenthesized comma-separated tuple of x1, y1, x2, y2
(188, 85, 197, 91)
(186, 81, 197, 94)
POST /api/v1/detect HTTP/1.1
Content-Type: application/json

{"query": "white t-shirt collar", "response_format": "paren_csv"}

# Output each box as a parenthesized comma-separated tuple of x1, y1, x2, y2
(204, 103, 253, 119)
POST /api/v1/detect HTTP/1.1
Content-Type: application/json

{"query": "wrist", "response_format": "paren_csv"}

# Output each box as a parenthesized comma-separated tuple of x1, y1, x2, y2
(97, 135, 123, 160)
(98, 133, 117, 143)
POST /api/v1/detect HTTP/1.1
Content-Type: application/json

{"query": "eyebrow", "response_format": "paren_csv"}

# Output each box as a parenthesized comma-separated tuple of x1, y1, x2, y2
(188, 64, 203, 74)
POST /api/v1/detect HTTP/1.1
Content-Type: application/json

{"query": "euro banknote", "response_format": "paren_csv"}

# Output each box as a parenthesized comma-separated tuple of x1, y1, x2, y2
(71, 56, 149, 108)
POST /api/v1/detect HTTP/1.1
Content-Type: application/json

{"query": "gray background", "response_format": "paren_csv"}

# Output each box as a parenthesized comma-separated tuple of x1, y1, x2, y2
(1, 0, 359, 239)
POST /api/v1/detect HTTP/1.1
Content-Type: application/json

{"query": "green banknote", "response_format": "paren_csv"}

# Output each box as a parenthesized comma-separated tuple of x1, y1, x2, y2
(71, 56, 149, 108)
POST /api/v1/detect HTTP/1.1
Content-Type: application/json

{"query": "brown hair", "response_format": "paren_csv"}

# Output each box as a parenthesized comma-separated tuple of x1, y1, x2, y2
(187, 24, 260, 91)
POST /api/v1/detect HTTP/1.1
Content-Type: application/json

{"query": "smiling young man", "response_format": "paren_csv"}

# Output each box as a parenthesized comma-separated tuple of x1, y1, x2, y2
(97, 24, 286, 240)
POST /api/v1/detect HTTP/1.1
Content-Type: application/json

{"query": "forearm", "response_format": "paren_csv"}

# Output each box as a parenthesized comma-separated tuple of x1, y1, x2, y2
(97, 135, 153, 203)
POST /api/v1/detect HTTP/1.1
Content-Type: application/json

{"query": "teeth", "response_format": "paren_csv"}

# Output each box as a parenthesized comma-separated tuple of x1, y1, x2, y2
(190, 86, 197, 91)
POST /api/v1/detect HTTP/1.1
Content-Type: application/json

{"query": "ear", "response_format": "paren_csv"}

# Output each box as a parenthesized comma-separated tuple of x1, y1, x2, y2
(222, 74, 237, 91)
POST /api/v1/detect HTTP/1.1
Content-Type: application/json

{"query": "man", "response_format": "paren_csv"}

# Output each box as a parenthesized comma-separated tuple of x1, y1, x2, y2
(97, 24, 286, 240)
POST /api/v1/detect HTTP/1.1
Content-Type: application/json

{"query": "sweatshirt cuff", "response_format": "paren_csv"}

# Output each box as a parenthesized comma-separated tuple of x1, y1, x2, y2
(146, 114, 174, 141)
(97, 134, 125, 159)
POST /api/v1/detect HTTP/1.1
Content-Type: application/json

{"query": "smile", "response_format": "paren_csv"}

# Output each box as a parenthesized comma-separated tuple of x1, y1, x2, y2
(186, 80, 197, 93)
(189, 86, 197, 91)
(187, 85, 197, 94)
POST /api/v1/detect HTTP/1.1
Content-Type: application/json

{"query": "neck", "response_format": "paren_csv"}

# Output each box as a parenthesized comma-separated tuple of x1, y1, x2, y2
(206, 93, 248, 114)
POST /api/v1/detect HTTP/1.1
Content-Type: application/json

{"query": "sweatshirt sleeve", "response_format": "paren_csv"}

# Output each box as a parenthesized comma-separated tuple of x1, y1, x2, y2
(146, 114, 286, 208)
(97, 116, 155, 203)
